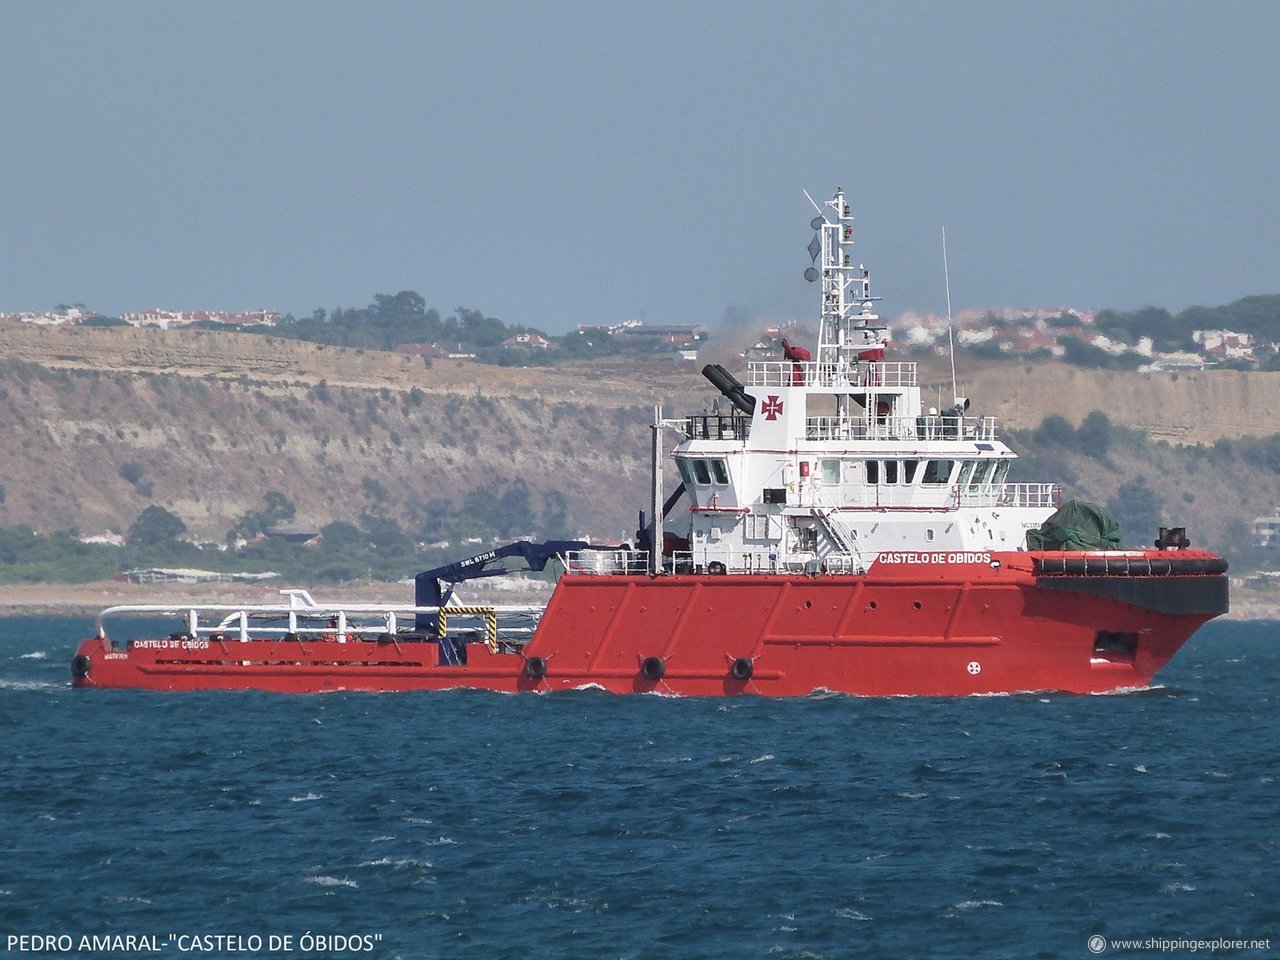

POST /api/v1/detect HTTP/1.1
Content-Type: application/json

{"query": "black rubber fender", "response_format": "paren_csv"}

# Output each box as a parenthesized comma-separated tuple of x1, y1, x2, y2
(525, 655, 548, 679)
(730, 657, 754, 681)
(71, 654, 91, 678)
(708, 561, 727, 575)
(641, 656, 665, 681)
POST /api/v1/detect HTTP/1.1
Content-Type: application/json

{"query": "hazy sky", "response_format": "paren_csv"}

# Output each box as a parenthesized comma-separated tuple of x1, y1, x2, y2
(2, 1, 1277, 333)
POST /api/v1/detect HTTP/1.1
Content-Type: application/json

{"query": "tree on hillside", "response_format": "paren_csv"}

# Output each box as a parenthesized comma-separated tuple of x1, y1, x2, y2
(1107, 477, 1163, 547)
(319, 521, 365, 551)
(359, 514, 414, 554)
(228, 491, 297, 542)
(1076, 411, 1114, 461)
(128, 506, 187, 545)
(1032, 415, 1075, 446)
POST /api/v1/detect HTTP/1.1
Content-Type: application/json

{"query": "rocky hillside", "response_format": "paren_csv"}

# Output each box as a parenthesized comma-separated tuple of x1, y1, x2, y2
(0, 325, 1278, 555)
(0, 326, 703, 543)
(949, 360, 1280, 446)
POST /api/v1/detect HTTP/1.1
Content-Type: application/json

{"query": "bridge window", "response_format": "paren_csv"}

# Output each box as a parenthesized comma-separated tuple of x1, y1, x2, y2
(884, 460, 899, 484)
(710, 459, 729, 484)
(821, 459, 840, 485)
(922, 459, 955, 485)
(956, 461, 974, 488)
(676, 459, 694, 487)
(866, 460, 879, 484)
(970, 460, 994, 490)
(692, 459, 712, 485)
(903, 460, 919, 484)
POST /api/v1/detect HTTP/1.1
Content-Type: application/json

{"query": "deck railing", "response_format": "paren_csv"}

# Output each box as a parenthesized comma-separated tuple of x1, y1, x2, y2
(564, 549, 650, 575)
(746, 360, 918, 389)
(801, 482, 1061, 510)
(806, 415, 999, 442)
(94, 589, 543, 649)
(966, 482, 1061, 509)
(679, 413, 752, 441)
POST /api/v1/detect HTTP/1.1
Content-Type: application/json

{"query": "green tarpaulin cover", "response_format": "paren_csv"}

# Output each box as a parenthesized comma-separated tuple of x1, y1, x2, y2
(1025, 500, 1123, 551)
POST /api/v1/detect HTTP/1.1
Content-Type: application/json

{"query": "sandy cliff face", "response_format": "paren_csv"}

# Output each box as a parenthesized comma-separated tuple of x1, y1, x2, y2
(955, 364, 1280, 445)
(0, 326, 697, 541)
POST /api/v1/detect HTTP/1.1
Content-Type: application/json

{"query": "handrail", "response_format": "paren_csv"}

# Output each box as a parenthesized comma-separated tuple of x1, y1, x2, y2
(564, 550, 650, 574)
(746, 359, 918, 389)
(94, 600, 543, 643)
(805, 415, 1000, 442)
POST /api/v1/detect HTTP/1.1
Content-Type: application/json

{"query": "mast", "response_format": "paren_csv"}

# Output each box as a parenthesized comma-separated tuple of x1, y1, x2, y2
(805, 187, 887, 416)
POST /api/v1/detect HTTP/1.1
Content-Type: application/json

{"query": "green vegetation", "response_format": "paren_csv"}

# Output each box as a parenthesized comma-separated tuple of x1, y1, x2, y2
(1106, 477, 1163, 547)
(244, 289, 694, 364)
(0, 481, 578, 586)
(273, 292, 521, 353)
(1095, 295, 1280, 354)
(127, 506, 187, 545)
(0, 526, 118, 584)
(1008, 412, 1168, 549)
(1058, 337, 1145, 370)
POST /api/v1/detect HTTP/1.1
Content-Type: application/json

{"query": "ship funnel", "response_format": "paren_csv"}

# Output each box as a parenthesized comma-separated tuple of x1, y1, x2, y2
(701, 364, 757, 415)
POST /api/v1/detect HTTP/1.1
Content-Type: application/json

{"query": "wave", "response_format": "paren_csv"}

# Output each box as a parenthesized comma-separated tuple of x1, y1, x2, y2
(356, 857, 432, 870)
(0, 678, 63, 691)
(305, 875, 358, 888)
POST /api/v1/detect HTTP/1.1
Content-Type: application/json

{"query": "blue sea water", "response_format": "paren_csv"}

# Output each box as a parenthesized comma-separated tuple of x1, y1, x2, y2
(1, 618, 1277, 960)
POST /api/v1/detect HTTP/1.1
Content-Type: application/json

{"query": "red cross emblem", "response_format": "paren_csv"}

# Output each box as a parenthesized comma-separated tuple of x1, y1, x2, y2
(762, 395, 783, 421)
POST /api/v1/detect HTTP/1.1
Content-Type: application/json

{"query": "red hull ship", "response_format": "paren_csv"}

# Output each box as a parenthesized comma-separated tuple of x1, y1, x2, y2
(72, 188, 1228, 696)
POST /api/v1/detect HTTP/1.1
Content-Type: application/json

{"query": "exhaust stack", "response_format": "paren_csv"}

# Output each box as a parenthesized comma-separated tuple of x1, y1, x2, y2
(701, 364, 757, 416)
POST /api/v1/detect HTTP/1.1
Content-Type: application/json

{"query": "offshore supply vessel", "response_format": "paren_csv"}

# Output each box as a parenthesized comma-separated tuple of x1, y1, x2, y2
(71, 187, 1228, 696)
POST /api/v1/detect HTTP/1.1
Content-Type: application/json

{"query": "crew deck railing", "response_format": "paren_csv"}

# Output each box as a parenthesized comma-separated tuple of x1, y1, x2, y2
(970, 482, 1061, 509)
(95, 590, 544, 654)
(680, 413, 752, 441)
(806, 414, 999, 442)
(799, 482, 1061, 510)
(564, 550, 651, 575)
(747, 360, 917, 389)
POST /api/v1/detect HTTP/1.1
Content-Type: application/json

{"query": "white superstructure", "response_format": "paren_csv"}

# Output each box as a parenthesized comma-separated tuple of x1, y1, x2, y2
(663, 187, 1060, 574)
